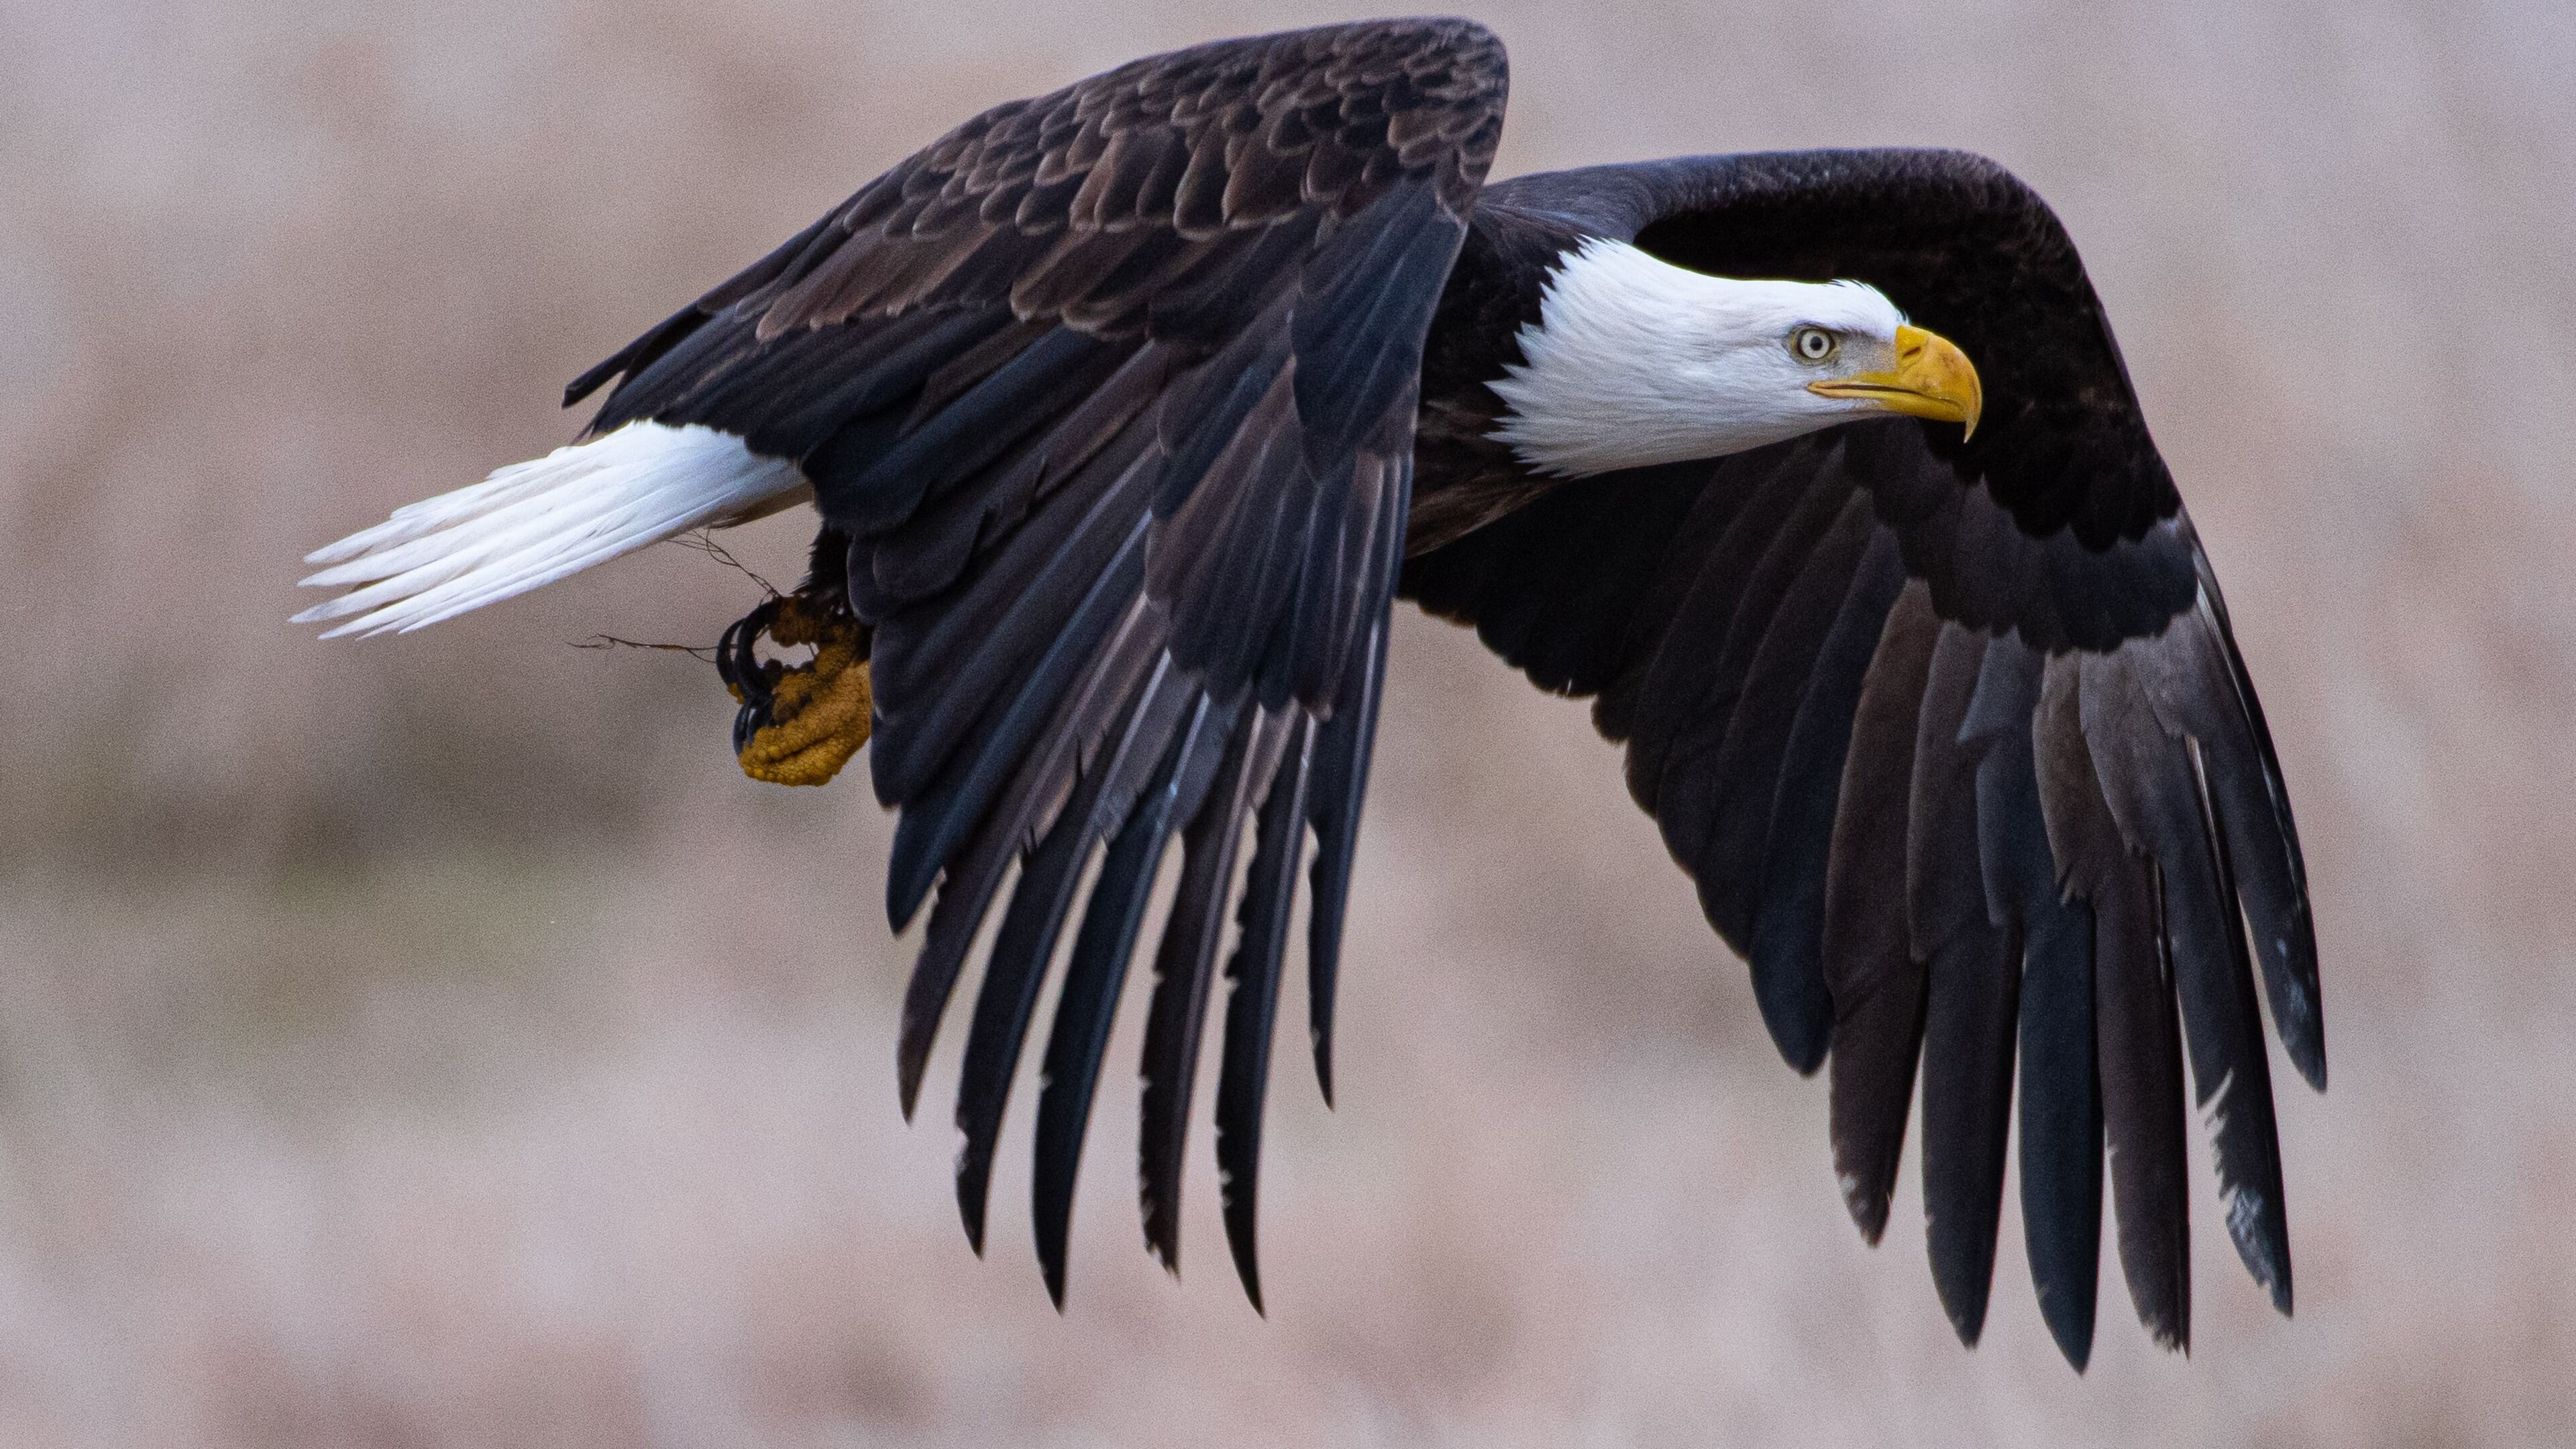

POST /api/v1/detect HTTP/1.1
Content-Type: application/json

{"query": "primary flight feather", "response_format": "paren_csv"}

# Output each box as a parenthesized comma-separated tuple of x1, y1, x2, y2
(297, 17, 2320, 1369)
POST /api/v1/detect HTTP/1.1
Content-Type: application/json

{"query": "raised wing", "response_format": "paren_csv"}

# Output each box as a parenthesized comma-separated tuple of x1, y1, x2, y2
(1403, 150, 2319, 1368)
(572, 19, 1507, 1308)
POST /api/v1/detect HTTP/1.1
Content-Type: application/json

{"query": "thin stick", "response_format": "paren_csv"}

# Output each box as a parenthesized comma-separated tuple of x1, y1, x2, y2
(670, 529, 782, 598)
(570, 529, 785, 658)
(574, 634, 720, 661)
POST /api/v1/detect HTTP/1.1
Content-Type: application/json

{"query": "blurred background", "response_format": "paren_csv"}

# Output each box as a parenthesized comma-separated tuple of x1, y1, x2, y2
(3, 1, 2572, 1444)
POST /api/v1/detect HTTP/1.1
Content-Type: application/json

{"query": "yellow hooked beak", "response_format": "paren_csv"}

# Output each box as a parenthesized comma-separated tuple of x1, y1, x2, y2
(1807, 324, 1984, 439)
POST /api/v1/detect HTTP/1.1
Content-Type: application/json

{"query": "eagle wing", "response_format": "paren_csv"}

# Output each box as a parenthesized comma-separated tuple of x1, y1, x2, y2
(572, 19, 1507, 1307)
(1403, 150, 2320, 1367)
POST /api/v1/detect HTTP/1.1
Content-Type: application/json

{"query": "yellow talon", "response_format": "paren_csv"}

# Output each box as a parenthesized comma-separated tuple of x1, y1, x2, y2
(728, 593, 873, 788)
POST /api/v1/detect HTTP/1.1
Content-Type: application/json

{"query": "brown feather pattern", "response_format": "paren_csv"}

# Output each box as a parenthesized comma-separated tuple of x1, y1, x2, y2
(568, 19, 1503, 1307)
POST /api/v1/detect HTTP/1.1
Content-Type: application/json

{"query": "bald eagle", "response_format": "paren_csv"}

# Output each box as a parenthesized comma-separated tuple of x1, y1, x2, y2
(297, 18, 2320, 1368)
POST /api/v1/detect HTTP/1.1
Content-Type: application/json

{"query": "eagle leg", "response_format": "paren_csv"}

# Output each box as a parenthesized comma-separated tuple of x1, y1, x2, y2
(720, 591, 874, 788)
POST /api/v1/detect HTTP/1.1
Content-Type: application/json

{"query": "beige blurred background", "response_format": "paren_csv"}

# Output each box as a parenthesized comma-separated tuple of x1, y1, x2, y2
(3, 1, 2572, 1444)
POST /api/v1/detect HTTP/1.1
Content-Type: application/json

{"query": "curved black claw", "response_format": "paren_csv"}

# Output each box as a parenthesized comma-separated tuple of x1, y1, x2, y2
(718, 598, 785, 753)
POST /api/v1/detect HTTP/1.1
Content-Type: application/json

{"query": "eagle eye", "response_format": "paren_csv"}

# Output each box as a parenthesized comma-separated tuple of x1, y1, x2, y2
(1791, 327, 1837, 362)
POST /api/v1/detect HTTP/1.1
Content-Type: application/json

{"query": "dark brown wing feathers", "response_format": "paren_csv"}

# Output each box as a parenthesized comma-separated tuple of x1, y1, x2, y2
(1404, 150, 2318, 1364)
(1820, 582, 1939, 1247)
(570, 19, 1507, 1307)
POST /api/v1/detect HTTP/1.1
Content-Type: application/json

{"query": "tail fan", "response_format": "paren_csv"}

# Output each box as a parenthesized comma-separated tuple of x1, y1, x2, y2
(294, 422, 806, 637)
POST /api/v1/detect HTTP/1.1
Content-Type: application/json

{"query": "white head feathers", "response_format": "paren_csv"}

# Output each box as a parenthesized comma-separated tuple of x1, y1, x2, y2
(1486, 237, 1911, 478)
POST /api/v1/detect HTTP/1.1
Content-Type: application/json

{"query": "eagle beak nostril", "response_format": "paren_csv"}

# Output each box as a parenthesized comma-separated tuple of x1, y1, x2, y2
(1808, 324, 1982, 437)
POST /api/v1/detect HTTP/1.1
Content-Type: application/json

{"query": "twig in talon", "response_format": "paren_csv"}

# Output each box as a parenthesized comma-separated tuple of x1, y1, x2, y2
(573, 634, 720, 661)
(671, 529, 781, 598)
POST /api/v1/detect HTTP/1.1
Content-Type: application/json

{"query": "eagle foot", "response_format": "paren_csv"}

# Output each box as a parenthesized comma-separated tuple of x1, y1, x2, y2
(717, 592, 873, 788)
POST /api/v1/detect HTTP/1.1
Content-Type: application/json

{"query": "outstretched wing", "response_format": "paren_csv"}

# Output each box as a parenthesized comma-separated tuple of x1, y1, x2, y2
(1403, 150, 2319, 1368)
(573, 19, 1507, 1307)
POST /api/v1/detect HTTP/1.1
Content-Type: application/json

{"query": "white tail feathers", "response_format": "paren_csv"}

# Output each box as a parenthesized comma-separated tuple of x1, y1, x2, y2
(294, 422, 808, 638)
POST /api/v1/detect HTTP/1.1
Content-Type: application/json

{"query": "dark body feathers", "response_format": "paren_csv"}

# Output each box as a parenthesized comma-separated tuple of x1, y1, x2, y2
(566, 20, 2318, 1363)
